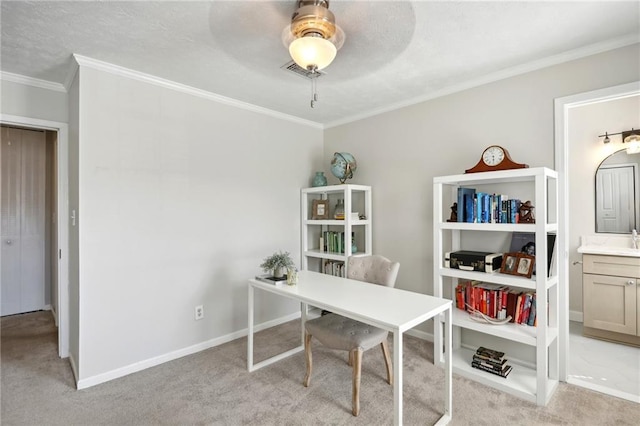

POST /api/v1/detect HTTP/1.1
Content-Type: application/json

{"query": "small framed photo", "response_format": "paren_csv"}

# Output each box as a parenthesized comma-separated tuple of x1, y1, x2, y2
(500, 252, 535, 278)
(311, 199, 329, 220)
(500, 253, 518, 274)
(515, 254, 535, 278)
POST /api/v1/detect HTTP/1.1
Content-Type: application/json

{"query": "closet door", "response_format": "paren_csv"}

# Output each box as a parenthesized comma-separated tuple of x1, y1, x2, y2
(1, 127, 46, 316)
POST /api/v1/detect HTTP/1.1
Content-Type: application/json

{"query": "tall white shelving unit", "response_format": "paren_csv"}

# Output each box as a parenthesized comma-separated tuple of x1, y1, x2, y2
(433, 167, 560, 406)
(300, 184, 372, 276)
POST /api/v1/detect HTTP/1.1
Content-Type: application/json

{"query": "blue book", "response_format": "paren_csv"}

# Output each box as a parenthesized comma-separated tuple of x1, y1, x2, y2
(475, 192, 484, 223)
(457, 187, 475, 222)
(482, 193, 491, 223)
(527, 295, 537, 326)
(465, 194, 475, 223)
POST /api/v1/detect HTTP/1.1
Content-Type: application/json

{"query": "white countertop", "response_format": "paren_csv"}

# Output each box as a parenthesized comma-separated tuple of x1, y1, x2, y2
(578, 235, 640, 258)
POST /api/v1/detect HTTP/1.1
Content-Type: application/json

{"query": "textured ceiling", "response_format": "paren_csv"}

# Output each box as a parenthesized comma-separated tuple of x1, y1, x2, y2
(1, 1, 639, 126)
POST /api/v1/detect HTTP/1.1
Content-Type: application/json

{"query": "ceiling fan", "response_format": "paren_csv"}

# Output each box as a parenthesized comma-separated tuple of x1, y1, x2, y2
(281, 0, 345, 107)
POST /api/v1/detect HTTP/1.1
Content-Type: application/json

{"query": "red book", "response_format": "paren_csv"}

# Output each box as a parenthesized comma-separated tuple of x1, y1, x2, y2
(506, 291, 518, 323)
(514, 294, 523, 324)
(519, 294, 531, 324)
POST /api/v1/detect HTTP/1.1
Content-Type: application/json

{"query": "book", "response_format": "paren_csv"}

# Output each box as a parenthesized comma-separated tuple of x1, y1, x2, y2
(472, 359, 510, 372)
(506, 291, 519, 323)
(527, 293, 537, 326)
(457, 187, 476, 222)
(472, 362, 513, 378)
(255, 274, 287, 285)
(475, 346, 504, 361)
(472, 354, 507, 367)
(509, 232, 557, 276)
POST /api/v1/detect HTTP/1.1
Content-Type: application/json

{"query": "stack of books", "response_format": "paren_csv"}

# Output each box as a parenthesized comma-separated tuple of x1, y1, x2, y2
(255, 275, 287, 285)
(471, 346, 512, 378)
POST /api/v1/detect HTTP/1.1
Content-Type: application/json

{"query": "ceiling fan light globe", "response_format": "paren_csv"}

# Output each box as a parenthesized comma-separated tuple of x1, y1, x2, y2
(289, 36, 336, 70)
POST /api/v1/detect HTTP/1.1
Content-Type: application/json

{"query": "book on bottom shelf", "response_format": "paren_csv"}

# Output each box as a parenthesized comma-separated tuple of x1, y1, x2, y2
(472, 346, 512, 378)
(472, 362, 513, 378)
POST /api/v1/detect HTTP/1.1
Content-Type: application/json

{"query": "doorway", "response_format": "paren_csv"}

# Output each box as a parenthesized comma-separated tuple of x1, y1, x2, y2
(1, 125, 56, 316)
(0, 115, 69, 360)
(555, 81, 640, 403)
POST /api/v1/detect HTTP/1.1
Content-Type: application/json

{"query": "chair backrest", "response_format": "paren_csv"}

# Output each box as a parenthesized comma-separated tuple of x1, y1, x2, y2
(347, 255, 400, 288)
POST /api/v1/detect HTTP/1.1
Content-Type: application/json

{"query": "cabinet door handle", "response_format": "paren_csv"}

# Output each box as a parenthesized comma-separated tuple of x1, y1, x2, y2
(627, 280, 635, 286)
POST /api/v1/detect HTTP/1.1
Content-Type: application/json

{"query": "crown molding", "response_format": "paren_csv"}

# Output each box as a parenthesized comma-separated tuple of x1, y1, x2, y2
(325, 34, 640, 129)
(0, 71, 66, 93)
(72, 54, 323, 129)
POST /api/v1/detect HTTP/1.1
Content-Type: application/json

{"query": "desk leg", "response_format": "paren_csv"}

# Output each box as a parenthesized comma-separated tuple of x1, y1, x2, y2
(444, 307, 452, 420)
(393, 331, 403, 426)
(247, 284, 255, 371)
(300, 302, 308, 343)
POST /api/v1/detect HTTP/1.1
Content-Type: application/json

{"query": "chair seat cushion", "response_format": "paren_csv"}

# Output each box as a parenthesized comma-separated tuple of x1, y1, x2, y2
(305, 313, 388, 352)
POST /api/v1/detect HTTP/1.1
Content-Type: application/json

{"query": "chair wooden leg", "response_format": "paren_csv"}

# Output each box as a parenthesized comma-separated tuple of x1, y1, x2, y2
(381, 340, 393, 385)
(303, 331, 313, 387)
(351, 348, 363, 416)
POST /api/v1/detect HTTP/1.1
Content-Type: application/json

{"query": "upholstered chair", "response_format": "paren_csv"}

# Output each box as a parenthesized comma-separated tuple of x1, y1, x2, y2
(303, 255, 400, 416)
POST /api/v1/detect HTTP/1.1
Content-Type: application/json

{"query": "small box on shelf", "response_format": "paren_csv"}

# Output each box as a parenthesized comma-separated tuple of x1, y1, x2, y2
(445, 251, 503, 273)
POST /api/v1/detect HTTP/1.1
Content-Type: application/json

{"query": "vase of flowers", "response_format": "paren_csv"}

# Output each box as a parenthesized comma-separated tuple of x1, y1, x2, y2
(260, 250, 295, 278)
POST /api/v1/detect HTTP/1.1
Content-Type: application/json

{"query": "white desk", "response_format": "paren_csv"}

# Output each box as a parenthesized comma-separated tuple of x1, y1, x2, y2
(247, 270, 452, 426)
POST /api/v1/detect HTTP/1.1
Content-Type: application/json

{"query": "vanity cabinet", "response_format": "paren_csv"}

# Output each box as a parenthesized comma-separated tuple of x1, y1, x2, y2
(583, 254, 640, 346)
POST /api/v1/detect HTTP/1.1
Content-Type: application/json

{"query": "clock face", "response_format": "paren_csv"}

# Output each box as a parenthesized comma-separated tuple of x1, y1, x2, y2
(482, 146, 505, 166)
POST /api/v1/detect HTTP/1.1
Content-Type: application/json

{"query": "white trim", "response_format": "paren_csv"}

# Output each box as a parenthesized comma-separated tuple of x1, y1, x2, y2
(0, 71, 66, 93)
(569, 311, 583, 323)
(0, 114, 70, 360)
(326, 35, 640, 129)
(553, 81, 640, 384)
(71, 54, 323, 130)
(63, 59, 79, 93)
(76, 311, 301, 389)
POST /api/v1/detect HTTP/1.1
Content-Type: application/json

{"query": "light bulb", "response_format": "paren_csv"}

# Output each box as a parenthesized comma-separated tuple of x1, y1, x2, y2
(289, 36, 337, 71)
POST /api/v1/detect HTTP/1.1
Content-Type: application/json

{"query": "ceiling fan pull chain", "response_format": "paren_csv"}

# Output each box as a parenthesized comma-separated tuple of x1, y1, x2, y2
(310, 75, 318, 108)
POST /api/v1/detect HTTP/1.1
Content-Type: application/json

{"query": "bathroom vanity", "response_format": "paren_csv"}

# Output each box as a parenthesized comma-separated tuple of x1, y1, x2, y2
(578, 236, 640, 347)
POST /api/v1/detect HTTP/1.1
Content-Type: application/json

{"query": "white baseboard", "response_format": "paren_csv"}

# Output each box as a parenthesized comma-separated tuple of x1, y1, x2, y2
(76, 311, 302, 390)
(569, 310, 583, 323)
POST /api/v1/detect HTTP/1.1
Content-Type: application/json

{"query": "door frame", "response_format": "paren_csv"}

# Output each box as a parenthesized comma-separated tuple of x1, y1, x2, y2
(554, 80, 640, 382)
(0, 114, 69, 358)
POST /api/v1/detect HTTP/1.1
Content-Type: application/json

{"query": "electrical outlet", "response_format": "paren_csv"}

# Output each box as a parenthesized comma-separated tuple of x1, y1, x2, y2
(195, 305, 204, 320)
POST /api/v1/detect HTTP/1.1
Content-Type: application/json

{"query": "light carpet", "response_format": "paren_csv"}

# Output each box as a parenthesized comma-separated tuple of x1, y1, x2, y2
(2, 311, 639, 425)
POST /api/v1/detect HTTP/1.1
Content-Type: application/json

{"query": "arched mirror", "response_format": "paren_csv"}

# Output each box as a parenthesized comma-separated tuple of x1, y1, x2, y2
(595, 149, 640, 233)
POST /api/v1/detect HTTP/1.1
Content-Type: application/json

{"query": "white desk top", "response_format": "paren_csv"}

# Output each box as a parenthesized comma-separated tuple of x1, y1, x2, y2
(250, 270, 451, 333)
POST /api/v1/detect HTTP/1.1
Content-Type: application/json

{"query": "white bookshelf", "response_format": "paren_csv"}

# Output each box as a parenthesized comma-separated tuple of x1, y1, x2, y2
(300, 184, 372, 276)
(433, 167, 560, 406)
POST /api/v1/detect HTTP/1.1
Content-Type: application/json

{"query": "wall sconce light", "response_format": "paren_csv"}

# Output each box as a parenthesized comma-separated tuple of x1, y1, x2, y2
(623, 129, 640, 154)
(599, 128, 640, 153)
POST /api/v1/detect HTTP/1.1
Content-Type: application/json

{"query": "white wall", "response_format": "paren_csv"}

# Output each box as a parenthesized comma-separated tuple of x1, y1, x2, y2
(68, 74, 80, 374)
(323, 44, 640, 344)
(567, 95, 640, 315)
(74, 66, 323, 381)
(0, 79, 68, 123)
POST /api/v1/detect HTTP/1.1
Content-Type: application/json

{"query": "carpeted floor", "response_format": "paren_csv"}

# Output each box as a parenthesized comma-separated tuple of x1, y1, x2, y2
(1, 311, 639, 425)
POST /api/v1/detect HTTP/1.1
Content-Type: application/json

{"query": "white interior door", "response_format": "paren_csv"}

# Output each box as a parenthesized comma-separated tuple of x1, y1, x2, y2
(1, 126, 46, 316)
(596, 165, 635, 233)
